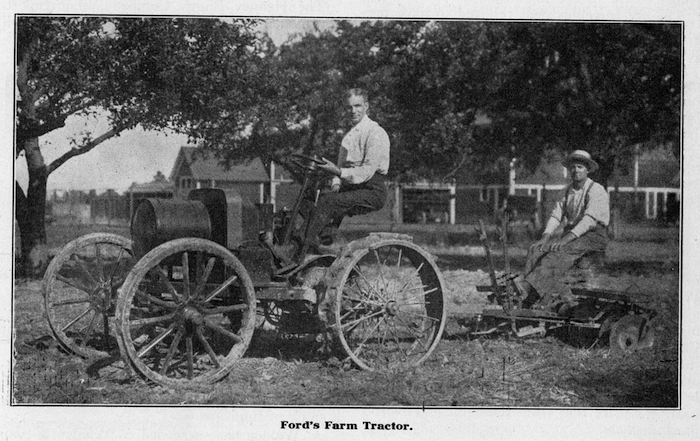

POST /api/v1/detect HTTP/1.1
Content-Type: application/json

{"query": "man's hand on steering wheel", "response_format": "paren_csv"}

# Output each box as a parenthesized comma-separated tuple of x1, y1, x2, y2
(316, 157, 342, 177)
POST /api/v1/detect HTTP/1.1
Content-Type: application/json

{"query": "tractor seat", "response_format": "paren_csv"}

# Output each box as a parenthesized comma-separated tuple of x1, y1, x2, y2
(346, 203, 377, 217)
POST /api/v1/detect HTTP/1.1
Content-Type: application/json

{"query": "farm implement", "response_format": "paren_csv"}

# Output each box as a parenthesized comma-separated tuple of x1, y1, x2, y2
(42, 154, 447, 389)
(469, 219, 656, 353)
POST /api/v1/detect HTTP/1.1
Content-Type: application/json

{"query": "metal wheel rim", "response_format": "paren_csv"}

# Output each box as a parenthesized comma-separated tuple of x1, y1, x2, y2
(115, 238, 256, 388)
(610, 315, 652, 353)
(333, 240, 446, 370)
(42, 233, 133, 358)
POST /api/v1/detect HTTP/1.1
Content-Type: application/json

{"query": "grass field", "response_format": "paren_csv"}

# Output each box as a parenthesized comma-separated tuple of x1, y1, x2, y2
(11, 221, 679, 406)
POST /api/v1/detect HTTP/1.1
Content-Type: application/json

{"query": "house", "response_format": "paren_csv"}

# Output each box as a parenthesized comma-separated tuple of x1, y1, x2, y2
(169, 146, 298, 211)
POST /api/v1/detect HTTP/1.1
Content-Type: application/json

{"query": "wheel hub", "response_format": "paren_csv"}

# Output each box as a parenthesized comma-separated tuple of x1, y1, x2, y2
(181, 306, 205, 326)
(385, 300, 399, 316)
(91, 283, 113, 312)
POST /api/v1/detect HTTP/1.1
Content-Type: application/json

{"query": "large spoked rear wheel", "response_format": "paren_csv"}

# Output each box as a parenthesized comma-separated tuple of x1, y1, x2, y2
(43, 233, 134, 358)
(115, 238, 256, 388)
(330, 238, 446, 370)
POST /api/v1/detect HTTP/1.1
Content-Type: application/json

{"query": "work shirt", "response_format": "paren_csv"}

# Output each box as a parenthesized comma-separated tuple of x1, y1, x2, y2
(331, 115, 390, 187)
(543, 178, 610, 238)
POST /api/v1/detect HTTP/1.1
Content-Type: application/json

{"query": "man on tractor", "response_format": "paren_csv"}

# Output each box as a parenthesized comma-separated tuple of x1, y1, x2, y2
(295, 88, 390, 259)
(513, 150, 610, 315)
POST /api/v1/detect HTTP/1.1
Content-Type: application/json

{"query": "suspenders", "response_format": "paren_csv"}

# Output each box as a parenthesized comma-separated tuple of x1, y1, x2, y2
(563, 179, 593, 222)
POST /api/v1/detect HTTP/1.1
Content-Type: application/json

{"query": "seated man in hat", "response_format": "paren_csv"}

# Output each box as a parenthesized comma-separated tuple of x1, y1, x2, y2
(513, 150, 610, 314)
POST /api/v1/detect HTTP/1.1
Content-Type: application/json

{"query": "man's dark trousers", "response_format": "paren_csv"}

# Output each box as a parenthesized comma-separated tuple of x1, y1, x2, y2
(302, 173, 386, 249)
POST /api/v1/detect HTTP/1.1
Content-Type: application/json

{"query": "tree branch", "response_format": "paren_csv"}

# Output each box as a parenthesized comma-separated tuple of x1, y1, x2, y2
(47, 124, 132, 174)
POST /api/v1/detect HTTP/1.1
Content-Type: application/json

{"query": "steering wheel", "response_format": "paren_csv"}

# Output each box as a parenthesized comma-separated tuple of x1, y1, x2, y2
(288, 153, 331, 176)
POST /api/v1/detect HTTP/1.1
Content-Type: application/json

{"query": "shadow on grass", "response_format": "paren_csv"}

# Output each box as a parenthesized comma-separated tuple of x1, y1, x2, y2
(565, 367, 678, 407)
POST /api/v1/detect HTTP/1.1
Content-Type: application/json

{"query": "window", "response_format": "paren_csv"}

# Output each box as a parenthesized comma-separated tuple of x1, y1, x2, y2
(180, 177, 193, 189)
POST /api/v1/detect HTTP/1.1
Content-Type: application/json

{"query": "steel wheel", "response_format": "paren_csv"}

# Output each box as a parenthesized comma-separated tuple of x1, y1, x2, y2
(609, 315, 655, 354)
(115, 238, 256, 388)
(331, 240, 446, 370)
(43, 233, 134, 358)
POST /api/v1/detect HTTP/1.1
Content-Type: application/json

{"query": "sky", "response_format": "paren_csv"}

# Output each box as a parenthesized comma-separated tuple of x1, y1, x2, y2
(14, 18, 340, 194)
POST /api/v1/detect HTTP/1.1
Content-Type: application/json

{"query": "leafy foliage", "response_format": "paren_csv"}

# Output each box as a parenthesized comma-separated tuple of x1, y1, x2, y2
(249, 21, 680, 185)
(15, 17, 262, 275)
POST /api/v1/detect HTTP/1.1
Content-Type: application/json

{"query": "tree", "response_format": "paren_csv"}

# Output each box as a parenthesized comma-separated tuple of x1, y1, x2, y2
(491, 23, 681, 186)
(242, 20, 520, 183)
(253, 20, 680, 190)
(16, 17, 262, 276)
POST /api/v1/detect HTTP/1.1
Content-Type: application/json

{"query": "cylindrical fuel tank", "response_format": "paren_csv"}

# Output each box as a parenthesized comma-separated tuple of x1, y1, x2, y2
(131, 198, 212, 259)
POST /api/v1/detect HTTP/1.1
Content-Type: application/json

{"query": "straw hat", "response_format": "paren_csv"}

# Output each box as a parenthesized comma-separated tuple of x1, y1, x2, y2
(563, 150, 599, 173)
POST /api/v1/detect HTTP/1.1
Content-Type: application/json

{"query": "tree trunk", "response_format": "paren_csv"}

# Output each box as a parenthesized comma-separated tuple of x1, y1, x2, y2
(16, 137, 49, 278)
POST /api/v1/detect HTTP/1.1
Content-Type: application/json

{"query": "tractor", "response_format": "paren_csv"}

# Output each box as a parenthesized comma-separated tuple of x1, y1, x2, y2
(42, 154, 447, 388)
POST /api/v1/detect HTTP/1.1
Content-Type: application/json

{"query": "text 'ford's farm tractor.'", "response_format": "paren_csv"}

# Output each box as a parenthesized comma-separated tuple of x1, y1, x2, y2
(43, 154, 447, 388)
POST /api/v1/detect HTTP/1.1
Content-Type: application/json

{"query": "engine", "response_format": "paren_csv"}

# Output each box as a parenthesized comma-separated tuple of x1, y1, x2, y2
(131, 188, 261, 259)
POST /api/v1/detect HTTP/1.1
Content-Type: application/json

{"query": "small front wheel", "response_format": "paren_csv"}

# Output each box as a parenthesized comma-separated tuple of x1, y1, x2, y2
(115, 238, 256, 388)
(329, 239, 446, 370)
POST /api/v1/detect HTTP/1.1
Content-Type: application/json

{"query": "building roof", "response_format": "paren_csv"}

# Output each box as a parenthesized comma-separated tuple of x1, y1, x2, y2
(170, 146, 270, 183)
(128, 180, 174, 195)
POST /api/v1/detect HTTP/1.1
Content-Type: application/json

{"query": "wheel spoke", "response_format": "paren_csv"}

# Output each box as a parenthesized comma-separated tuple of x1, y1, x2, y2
(398, 310, 441, 322)
(136, 323, 176, 358)
(95, 243, 105, 281)
(340, 309, 385, 330)
(108, 248, 126, 281)
(60, 306, 93, 332)
(103, 312, 110, 345)
(159, 326, 185, 375)
(341, 291, 383, 308)
(352, 267, 387, 302)
(186, 336, 194, 379)
(203, 274, 239, 303)
(385, 320, 411, 359)
(79, 310, 99, 347)
(155, 266, 183, 303)
(352, 315, 386, 359)
(51, 295, 91, 306)
(204, 319, 243, 343)
(373, 249, 389, 296)
(192, 257, 216, 299)
(182, 252, 191, 300)
(202, 303, 249, 315)
(135, 289, 179, 309)
(396, 262, 425, 294)
(392, 315, 429, 351)
(56, 274, 92, 294)
(71, 253, 99, 285)
(128, 312, 177, 328)
(196, 326, 221, 368)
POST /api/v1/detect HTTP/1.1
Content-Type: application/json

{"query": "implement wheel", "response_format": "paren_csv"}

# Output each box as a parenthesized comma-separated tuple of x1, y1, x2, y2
(43, 233, 134, 358)
(115, 238, 256, 388)
(328, 236, 446, 370)
(609, 315, 655, 354)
